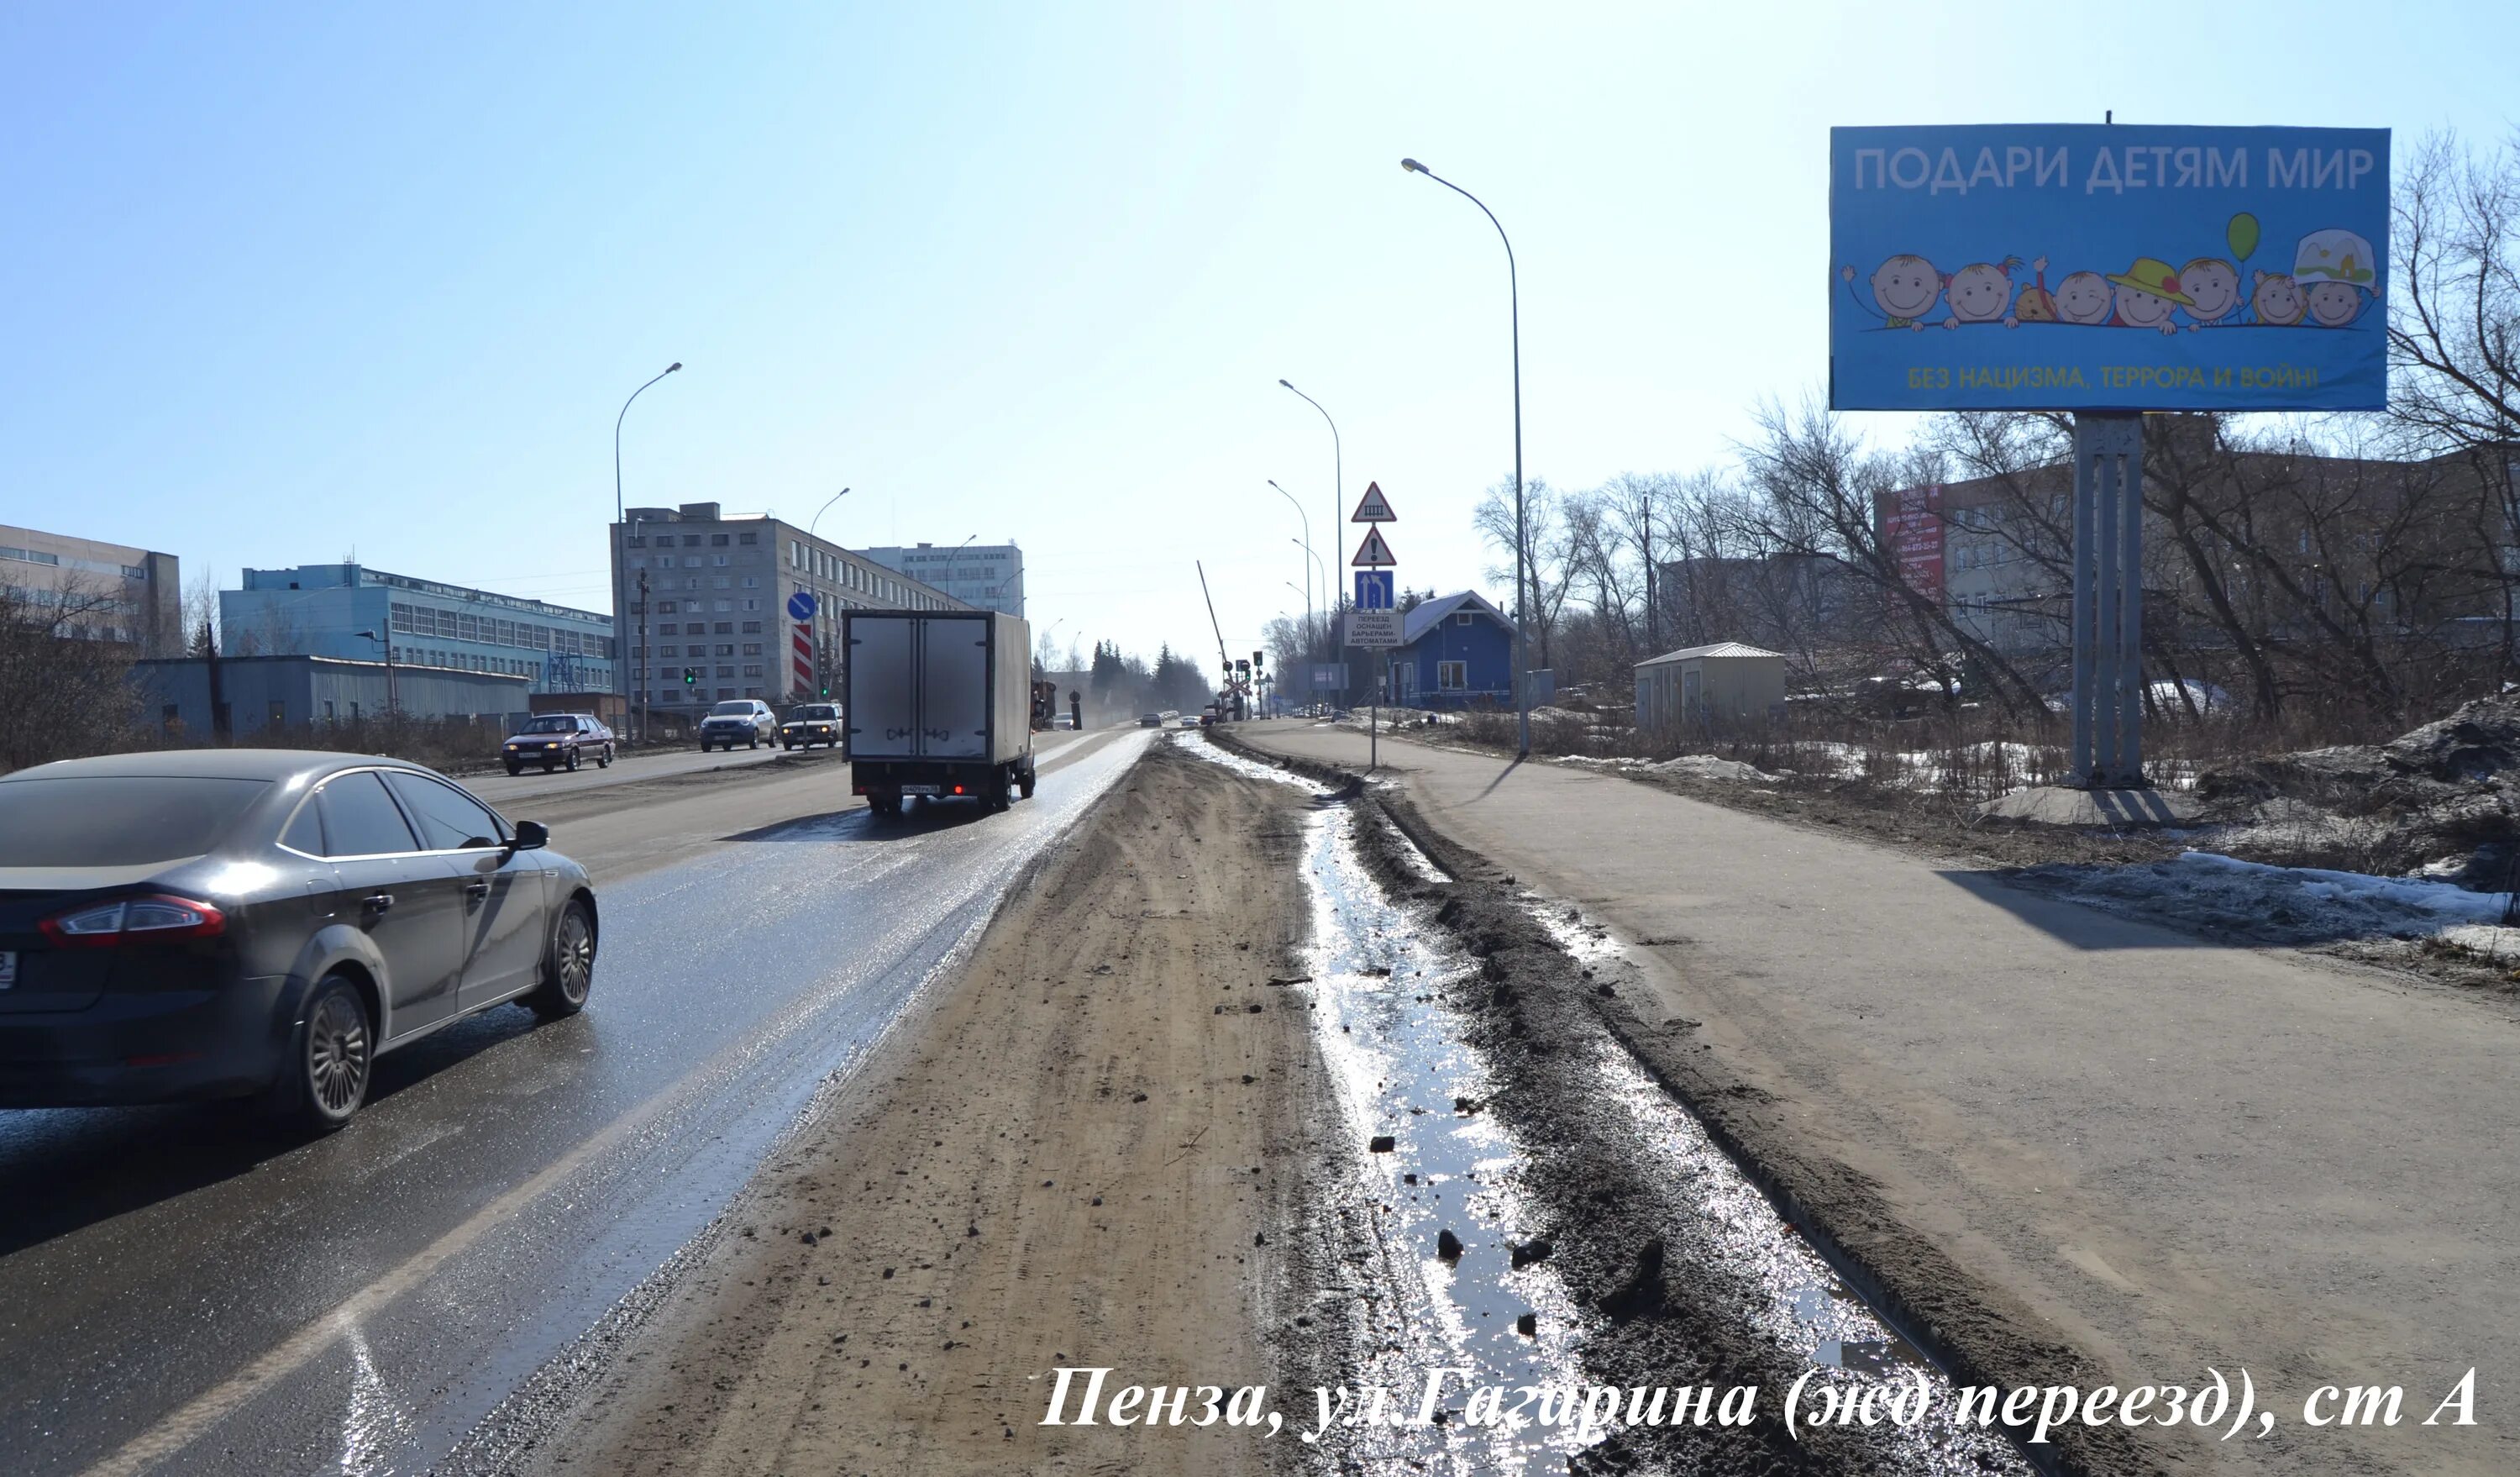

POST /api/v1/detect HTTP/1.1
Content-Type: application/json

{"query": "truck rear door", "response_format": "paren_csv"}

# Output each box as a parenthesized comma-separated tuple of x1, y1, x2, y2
(920, 618, 988, 758)
(846, 615, 919, 759)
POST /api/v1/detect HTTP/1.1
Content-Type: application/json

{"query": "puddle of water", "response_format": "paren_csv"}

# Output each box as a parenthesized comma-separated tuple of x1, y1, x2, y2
(1297, 803, 1594, 1474)
(1177, 735, 2028, 1475)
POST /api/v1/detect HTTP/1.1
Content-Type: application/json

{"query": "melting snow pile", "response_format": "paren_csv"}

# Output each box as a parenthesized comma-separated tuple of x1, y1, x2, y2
(2036, 849, 2512, 947)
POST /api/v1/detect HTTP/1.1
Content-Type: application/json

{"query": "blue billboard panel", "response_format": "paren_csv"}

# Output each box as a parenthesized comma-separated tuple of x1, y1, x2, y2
(1830, 125, 2388, 412)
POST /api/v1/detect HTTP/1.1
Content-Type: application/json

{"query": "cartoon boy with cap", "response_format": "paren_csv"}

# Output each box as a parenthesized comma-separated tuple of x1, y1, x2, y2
(2108, 259, 2191, 334)
(2294, 229, 2378, 328)
(1840, 255, 1940, 331)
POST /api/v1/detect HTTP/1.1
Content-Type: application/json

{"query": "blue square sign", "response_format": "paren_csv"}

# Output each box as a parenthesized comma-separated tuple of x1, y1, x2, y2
(1353, 571, 1393, 611)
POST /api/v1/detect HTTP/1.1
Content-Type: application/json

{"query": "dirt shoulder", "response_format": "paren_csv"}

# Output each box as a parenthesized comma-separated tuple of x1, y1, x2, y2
(523, 742, 1332, 1476)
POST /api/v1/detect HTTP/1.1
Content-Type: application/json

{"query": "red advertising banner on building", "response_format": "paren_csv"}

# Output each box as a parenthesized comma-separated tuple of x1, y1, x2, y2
(1882, 483, 1945, 601)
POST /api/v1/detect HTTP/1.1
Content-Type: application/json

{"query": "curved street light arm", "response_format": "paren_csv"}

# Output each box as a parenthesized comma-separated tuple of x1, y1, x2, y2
(1403, 158, 1529, 754)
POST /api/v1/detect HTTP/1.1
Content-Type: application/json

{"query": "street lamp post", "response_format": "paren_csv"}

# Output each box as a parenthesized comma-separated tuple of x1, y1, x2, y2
(615, 361, 682, 744)
(805, 487, 852, 700)
(1278, 380, 1343, 694)
(355, 628, 396, 716)
(1266, 478, 1313, 646)
(1400, 156, 1528, 756)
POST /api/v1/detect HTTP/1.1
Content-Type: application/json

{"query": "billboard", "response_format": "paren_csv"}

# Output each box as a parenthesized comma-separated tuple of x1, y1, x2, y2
(1830, 125, 2388, 413)
(1882, 484, 1944, 600)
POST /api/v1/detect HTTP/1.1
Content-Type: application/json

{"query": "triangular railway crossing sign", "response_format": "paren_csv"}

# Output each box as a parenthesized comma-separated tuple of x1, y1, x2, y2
(1350, 481, 1397, 523)
(1351, 527, 1397, 566)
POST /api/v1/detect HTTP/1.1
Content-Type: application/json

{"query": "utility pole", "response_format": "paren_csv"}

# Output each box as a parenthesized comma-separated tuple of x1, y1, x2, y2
(614, 361, 681, 745)
(1400, 157, 1529, 756)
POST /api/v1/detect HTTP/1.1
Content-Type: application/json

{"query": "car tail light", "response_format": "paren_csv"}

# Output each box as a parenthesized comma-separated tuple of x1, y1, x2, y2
(39, 895, 228, 949)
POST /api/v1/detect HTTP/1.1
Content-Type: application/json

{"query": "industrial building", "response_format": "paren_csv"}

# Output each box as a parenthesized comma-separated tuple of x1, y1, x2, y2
(0, 522, 182, 655)
(611, 502, 964, 723)
(135, 654, 531, 742)
(862, 541, 1025, 618)
(1634, 643, 1788, 730)
(220, 564, 614, 693)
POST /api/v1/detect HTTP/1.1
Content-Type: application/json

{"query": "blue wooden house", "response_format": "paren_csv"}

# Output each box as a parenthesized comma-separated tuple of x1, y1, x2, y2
(1386, 591, 1517, 708)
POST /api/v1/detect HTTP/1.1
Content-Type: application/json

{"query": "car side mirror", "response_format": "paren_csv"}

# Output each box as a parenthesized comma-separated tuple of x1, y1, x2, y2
(511, 820, 550, 852)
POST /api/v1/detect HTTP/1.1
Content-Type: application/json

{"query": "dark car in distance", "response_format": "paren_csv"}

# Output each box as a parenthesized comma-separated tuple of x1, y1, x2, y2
(503, 712, 614, 775)
(0, 750, 599, 1132)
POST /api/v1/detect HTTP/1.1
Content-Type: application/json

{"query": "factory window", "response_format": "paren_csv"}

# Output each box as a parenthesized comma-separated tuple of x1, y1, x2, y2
(743, 664, 764, 678)
(741, 620, 762, 633)
(743, 599, 760, 612)
(713, 555, 729, 567)
(624, 537, 645, 548)
(683, 555, 701, 569)
(742, 576, 758, 588)
(743, 686, 764, 699)
(711, 534, 730, 546)
(716, 687, 735, 700)
(658, 602, 677, 614)
(715, 643, 734, 656)
(712, 576, 730, 590)
(681, 534, 701, 547)
(742, 642, 762, 655)
(738, 531, 758, 545)
(713, 621, 732, 633)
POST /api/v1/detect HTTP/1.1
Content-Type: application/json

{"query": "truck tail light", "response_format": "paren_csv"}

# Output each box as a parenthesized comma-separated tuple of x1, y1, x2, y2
(39, 895, 228, 949)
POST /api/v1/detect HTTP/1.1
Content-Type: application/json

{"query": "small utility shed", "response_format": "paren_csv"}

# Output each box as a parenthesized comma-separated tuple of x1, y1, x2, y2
(1388, 591, 1516, 708)
(1634, 642, 1786, 729)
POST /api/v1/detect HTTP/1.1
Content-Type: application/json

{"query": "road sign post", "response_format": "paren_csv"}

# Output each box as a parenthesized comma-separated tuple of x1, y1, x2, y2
(786, 591, 818, 702)
(1351, 483, 1399, 767)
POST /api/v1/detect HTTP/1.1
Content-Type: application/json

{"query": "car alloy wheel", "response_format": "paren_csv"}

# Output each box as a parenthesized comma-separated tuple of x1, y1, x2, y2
(531, 899, 596, 1018)
(302, 982, 371, 1127)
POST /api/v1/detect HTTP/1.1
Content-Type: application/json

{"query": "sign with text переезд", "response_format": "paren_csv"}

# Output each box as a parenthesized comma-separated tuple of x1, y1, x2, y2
(1830, 124, 2388, 412)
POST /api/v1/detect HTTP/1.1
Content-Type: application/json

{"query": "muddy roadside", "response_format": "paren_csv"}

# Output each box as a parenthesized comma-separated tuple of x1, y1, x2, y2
(1210, 726, 2172, 1477)
(513, 740, 1355, 1476)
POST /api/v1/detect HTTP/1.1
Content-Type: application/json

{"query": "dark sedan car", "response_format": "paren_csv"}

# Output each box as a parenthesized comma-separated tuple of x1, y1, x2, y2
(0, 750, 598, 1133)
(502, 712, 615, 775)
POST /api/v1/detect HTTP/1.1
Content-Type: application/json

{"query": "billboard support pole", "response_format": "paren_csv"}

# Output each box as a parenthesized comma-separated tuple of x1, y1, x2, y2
(2071, 413, 2145, 788)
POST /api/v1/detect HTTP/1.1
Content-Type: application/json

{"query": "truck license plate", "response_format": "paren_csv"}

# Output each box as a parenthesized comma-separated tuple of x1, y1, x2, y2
(0, 951, 15, 989)
(900, 785, 940, 796)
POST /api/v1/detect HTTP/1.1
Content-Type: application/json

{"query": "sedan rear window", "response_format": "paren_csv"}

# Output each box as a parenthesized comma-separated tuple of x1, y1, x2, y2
(710, 702, 753, 716)
(0, 776, 270, 867)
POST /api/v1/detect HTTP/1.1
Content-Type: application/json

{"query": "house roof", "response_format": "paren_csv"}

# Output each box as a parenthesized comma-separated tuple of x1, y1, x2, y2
(1399, 591, 1516, 646)
(1635, 641, 1784, 666)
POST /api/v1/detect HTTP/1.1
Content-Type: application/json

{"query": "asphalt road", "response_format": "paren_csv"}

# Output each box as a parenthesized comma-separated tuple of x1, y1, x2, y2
(0, 728, 1147, 1477)
(461, 737, 785, 808)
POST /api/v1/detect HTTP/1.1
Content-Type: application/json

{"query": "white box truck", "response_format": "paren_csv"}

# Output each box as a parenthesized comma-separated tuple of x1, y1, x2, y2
(843, 609, 1037, 815)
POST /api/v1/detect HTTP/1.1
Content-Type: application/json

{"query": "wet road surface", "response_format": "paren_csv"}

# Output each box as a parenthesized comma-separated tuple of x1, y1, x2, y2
(0, 730, 1148, 1477)
(461, 738, 782, 807)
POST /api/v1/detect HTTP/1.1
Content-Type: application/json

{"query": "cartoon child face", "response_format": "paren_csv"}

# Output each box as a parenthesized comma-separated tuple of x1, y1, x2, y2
(2181, 259, 2239, 323)
(2305, 281, 2364, 328)
(2055, 271, 2113, 324)
(2253, 271, 2303, 326)
(1868, 255, 1940, 319)
(2115, 281, 2179, 329)
(1945, 263, 2013, 323)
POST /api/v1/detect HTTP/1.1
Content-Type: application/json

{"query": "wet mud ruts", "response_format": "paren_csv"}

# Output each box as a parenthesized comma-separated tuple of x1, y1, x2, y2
(1205, 728, 2155, 1477)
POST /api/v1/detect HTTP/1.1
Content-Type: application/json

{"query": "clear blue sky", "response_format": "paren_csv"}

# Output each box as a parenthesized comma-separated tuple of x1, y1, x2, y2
(5, 2, 2512, 669)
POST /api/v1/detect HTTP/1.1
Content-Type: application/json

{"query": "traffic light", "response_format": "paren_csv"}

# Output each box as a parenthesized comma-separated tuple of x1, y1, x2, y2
(683, 667, 697, 686)
(1252, 649, 1264, 670)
